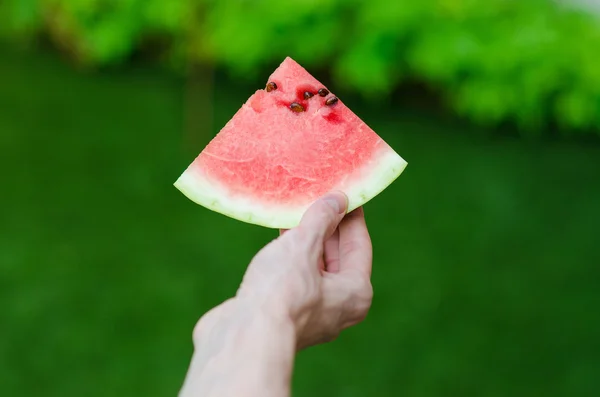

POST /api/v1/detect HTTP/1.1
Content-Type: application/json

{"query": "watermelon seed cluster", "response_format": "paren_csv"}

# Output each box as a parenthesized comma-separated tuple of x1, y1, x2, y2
(316, 88, 339, 106)
(264, 82, 338, 112)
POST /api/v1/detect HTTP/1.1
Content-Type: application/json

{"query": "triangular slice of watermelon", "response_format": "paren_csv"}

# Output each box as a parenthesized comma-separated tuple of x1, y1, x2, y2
(175, 57, 407, 229)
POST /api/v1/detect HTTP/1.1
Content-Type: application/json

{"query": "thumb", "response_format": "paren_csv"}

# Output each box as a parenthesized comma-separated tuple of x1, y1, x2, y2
(298, 191, 348, 244)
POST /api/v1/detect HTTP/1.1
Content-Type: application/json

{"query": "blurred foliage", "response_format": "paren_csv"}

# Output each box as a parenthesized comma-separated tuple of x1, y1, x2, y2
(2, 0, 600, 135)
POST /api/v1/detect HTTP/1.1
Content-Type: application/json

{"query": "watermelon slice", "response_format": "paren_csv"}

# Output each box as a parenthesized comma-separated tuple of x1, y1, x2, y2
(175, 57, 407, 229)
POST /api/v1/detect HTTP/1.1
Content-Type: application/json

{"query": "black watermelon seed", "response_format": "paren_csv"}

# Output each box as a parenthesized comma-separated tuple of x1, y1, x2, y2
(325, 96, 339, 106)
(266, 82, 277, 92)
(290, 102, 305, 112)
(303, 91, 314, 100)
(318, 88, 329, 97)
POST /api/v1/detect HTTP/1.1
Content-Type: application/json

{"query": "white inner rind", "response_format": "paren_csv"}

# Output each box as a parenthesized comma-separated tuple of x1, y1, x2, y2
(174, 146, 407, 229)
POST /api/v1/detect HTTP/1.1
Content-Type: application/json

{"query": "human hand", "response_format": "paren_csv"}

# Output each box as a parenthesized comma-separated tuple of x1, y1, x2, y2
(181, 193, 374, 396)
(235, 191, 374, 349)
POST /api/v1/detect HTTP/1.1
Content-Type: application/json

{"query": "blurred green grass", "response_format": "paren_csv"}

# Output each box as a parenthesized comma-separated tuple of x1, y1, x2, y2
(1, 47, 600, 397)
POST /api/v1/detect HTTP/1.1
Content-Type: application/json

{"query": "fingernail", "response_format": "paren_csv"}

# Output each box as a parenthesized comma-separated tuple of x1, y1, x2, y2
(323, 192, 347, 214)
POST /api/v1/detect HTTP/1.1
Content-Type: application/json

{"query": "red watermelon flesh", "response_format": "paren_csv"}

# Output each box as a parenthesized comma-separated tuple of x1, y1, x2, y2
(175, 57, 407, 228)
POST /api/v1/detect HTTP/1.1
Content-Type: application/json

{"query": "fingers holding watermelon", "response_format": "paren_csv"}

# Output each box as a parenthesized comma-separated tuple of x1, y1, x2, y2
(230, 192, 373, 349)
(279, 195, 363, 274)
(290, 198, 373, 348)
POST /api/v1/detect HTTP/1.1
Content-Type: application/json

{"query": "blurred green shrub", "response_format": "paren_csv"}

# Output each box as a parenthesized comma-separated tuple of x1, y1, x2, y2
(2, 0, 600, 135)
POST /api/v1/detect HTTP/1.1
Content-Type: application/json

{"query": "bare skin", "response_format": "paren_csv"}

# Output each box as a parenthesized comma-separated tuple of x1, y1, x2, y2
(179, 192, 374, 397)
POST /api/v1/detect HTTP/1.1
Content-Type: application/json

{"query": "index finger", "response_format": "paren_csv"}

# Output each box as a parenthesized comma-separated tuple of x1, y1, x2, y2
(338, 207, 373, 277)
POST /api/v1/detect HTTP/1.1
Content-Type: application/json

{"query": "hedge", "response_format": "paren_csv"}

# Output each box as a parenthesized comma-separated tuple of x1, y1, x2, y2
(2, 0, 600, 135)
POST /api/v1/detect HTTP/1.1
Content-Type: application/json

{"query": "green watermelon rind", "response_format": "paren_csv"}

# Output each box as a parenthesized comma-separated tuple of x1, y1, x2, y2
(174, 144, 407, 229)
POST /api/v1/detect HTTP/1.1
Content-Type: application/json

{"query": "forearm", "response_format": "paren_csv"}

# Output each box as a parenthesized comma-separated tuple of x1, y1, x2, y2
(179, 299, 297, 397)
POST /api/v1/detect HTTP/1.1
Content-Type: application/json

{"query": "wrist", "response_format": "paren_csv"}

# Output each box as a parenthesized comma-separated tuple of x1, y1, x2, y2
(192, 297, 297, 354)
(183, 298, 296, 397)
(232, 287, 303, 337)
